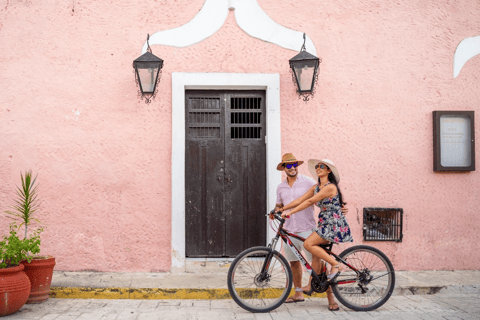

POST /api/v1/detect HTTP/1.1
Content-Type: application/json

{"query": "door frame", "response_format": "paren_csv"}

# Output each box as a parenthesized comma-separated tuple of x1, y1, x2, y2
(171, 72, 281, 271)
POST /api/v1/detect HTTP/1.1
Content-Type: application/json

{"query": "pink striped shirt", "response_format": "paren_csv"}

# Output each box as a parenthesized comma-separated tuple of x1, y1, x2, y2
(276, 174, 316, 233)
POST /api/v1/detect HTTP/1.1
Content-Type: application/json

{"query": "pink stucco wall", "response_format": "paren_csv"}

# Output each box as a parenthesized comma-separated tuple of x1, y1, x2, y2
(1, 0, 479, 272)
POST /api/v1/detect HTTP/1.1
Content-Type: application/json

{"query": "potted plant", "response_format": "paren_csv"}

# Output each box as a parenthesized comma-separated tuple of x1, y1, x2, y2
(0, 223, 40, 315)
(5, 170, 56, 304)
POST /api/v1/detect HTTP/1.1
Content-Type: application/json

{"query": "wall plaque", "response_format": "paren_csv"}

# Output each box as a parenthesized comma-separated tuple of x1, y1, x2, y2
(433, 111, 475, 171)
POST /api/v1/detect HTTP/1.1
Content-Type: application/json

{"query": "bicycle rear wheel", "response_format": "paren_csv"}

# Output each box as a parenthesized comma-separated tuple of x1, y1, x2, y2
(331, 245, 395, 311)
(227, 246, 293, 313)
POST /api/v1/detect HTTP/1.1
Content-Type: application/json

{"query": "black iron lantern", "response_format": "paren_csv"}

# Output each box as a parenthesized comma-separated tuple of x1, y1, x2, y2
(133, 34, 164, 104)
(289, 33, 321, 101)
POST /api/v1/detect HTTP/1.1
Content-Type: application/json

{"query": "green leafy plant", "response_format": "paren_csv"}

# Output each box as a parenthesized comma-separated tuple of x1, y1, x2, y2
(0, 224, 41, 268)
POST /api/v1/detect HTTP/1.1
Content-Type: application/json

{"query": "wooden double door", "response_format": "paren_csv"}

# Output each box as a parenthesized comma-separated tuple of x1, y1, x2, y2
(185, 90, 267, 257)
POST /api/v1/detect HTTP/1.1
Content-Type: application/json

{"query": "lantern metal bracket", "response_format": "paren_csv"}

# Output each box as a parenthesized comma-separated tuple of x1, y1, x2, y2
(146, 34, 152, 54)
(300, 33, 307, 52)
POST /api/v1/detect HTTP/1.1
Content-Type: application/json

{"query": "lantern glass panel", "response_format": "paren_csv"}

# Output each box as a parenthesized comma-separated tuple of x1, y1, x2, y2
(293, 60, 316, 92)
(136, 64, 159, 94)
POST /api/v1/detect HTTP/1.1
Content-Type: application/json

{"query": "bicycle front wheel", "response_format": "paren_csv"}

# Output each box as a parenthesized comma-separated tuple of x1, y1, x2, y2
(331, 245, 395, 311)
(227, 246, 293, 313)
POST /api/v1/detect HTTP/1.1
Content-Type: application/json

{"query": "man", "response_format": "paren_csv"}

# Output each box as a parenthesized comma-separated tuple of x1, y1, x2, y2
(274, 153, 346, 307)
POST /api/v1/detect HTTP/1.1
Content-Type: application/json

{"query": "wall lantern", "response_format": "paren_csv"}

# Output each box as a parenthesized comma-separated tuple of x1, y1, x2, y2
(289, 33, 321, 101)
(133, 34, 164, 104)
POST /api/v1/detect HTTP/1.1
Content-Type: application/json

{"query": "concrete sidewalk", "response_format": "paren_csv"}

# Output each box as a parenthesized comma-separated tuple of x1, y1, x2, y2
(49, 270, 480, 300)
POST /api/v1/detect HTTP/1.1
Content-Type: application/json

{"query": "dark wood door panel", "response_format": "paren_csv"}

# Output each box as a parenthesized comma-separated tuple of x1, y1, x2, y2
(185, 90, 266, 258)
(185, 91, 225, 257)
(225, 92, 266, 256)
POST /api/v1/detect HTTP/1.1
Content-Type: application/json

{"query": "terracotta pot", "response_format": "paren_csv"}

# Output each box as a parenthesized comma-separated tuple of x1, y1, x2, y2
(0, 264, 31, 316)
(22, 256, 56, 304)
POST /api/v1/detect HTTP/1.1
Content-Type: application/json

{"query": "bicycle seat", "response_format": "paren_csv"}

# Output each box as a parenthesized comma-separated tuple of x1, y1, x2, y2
(319, 242, 333, 251)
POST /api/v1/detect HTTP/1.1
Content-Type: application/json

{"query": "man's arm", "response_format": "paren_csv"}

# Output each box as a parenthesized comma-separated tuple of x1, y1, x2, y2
(270, 203, 283, 220)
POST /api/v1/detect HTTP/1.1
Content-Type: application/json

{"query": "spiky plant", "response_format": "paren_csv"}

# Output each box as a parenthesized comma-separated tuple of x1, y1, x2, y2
(5, 171, 41, 240)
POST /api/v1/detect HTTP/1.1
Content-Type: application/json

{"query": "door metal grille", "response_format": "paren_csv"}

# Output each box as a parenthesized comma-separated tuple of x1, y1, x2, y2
(187, 97, 221, 139)
(230, 97, 262, 139)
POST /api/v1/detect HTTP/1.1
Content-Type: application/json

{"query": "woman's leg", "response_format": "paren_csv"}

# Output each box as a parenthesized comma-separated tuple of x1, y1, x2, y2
(301, 255, 323, 292)
(304, 233, 340, 310)
(303, 232, 338, 267)
(326, 287, 339, 311)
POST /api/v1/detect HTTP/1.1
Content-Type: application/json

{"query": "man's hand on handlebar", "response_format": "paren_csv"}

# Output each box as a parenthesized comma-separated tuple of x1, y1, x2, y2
(268, 209, 289, 221)
(272, 206, 290, 219)
(280, 210, 290, 219)
(270, 206, 283, 220)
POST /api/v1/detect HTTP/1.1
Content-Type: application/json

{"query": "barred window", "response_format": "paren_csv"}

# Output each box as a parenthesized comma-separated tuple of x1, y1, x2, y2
(187, 97, 221, 139)
(230, 97, 262, 139)
(363, 208, 403, 242)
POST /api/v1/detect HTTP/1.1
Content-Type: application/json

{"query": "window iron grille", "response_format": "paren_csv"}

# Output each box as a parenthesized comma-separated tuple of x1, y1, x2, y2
(231, 127, 262, 139)
(231, 97, 261, 109)
(230, 97, 263, 139)
(363, 207, 403, 242)
(187, 97, 221, 139)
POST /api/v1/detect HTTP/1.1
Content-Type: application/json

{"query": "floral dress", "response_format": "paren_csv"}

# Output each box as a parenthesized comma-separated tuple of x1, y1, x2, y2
(315, 183, 353, 244)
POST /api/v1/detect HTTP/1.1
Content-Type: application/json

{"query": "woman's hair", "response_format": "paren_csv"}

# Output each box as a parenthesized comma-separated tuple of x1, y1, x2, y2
(318, 168, 345, 205)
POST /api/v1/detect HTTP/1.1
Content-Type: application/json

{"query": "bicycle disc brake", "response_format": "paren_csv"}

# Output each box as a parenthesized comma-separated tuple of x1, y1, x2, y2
(254, 273, 270, 287)
(357, 268, 373, 293)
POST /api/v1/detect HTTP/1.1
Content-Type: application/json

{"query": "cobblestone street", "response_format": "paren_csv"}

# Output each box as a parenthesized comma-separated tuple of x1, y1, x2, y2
(4, 294, 480, 320)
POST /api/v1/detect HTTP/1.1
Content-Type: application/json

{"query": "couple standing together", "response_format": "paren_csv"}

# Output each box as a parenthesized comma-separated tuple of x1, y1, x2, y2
(274, 153, 353, 310)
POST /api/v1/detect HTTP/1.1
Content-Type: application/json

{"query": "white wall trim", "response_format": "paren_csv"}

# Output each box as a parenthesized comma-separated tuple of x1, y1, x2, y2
(454, 35, 480, 78)
(171, 72, 282, 271)
(143, 0, 317, 56)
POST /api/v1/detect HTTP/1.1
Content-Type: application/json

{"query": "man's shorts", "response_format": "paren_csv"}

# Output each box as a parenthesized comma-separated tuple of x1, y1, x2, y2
(283, 229, 315, 262)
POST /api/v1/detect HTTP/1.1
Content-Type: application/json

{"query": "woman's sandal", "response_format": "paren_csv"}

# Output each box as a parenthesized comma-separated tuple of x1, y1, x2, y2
(326, 288, 339, 311)
(328, 264, 343, 281)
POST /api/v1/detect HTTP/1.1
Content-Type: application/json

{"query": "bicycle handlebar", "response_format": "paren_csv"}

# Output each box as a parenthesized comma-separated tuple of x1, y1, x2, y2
(267, 209, 289, 223)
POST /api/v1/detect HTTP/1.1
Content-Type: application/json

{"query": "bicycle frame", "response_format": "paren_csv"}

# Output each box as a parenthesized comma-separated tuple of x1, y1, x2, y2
(267, 214, 359, 287)
(228, 213, 396, 313)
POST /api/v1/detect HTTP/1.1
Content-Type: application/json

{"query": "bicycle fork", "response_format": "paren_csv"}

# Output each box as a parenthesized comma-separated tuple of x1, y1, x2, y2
(257, 235, 282, 282)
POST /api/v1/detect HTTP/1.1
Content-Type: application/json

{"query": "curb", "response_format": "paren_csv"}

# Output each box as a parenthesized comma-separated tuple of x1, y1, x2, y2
(49, 287, 328, 300)
(49, 284, 480, 300)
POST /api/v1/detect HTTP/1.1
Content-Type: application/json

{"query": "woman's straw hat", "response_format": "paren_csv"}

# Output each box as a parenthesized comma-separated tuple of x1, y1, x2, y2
(307, 159, 340, 183)
(276, 153, 304, 171)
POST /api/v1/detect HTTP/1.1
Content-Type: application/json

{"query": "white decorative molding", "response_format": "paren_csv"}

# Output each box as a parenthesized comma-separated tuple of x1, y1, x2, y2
(453, 35, 480, 78)
(171, 72, 282, 271)
(142, 0, 316, 56)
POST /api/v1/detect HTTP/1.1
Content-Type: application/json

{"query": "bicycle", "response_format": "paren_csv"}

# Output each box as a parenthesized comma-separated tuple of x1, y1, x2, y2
(227, 211, 395, 313)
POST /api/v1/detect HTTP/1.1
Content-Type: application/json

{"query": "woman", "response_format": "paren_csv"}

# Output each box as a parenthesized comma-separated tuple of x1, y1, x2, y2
(279, 159, 353, 311)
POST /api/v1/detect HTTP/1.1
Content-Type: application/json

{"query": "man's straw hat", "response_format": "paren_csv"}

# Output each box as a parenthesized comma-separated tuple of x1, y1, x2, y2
(276, 153, 304, 171)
